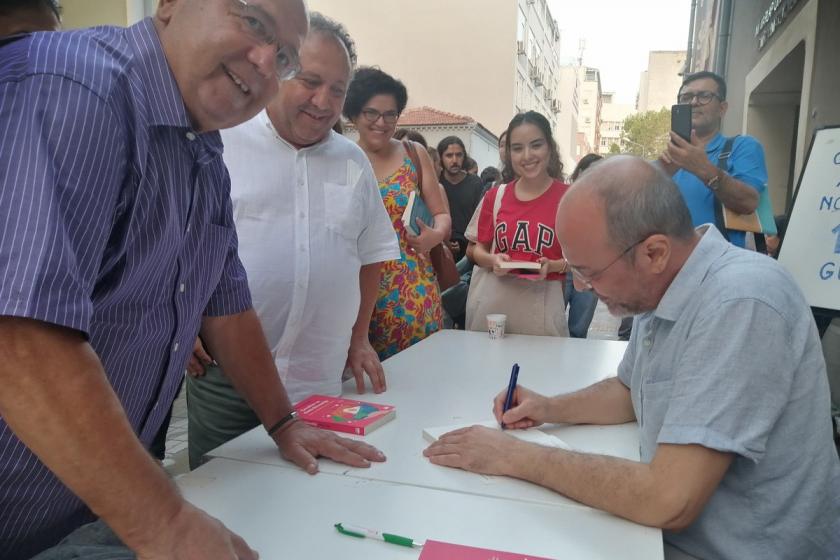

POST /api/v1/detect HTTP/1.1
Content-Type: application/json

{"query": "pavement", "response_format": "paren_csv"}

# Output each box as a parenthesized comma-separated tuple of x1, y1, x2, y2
(160, 302, 623, 477)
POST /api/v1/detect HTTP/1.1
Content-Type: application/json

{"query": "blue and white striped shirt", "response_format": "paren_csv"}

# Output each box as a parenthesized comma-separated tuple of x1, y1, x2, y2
(0, 20, 252, 558)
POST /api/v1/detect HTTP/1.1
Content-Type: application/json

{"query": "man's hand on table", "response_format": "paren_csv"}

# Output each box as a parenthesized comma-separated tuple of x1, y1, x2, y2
(272, 420, 386, 474)
(135, 502, 258, 560)
(423, 425, 526, 476)
(345, 336, 386, 394)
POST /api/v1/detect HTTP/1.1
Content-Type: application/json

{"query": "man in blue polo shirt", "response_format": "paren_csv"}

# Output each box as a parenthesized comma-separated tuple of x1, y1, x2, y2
(660, 71, 767, 248)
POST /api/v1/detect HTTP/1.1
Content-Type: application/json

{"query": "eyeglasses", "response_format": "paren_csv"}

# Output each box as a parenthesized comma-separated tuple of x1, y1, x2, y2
(677, 90, 722, 106)
(360, 108, 400, 125)
(229, 0, 301, 81)
(569, 238, 645, 289)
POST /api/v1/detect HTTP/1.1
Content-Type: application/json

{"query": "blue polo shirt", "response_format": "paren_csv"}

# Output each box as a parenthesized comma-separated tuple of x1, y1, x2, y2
(618, 226, 840, 559)
(672, 133, 767, 248)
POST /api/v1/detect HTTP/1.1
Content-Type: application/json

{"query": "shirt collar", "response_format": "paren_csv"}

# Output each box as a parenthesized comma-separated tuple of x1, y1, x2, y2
(654, 225, 731, 322)
(705, 132, 725, 154)
(126, 19, 224, 158)
(125, 18, 191, 129)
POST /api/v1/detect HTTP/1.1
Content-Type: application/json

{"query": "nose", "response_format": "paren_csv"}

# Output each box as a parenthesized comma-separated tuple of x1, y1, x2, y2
(311, 87, 330, 110)
(248, 43, 279, 79)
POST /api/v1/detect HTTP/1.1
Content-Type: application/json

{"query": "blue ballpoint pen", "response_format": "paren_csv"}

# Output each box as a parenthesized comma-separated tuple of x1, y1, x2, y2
(500, 363, 520, 429)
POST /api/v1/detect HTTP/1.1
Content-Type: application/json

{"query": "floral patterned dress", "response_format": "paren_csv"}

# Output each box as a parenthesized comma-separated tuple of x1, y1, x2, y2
(369, 157, 443, 360)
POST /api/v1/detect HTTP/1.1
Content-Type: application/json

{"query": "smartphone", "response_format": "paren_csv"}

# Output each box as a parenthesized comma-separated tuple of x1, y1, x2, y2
(671, 104, 692, 142)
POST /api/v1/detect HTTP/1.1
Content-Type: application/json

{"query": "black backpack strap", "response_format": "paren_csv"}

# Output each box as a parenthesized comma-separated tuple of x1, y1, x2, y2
(712, 137, 737, 242)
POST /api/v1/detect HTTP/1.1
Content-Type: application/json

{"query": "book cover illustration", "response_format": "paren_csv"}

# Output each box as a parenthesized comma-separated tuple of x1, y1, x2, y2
(294, 395, 396, 435)
(419, 539, 555, 560)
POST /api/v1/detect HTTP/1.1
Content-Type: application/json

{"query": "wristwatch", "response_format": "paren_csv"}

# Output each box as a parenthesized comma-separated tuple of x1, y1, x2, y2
(706, 173, 722, 191)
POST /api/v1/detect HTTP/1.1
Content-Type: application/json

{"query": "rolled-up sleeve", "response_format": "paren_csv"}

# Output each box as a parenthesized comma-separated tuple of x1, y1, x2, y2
(0, 75, 126, 336)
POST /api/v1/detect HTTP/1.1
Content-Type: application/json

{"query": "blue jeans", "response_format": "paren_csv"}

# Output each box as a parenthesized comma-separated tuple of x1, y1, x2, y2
(565, 275, 598, 338)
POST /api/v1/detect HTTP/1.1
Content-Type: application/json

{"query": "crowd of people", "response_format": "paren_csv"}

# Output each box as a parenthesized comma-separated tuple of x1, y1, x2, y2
(0, 1, 838, 559)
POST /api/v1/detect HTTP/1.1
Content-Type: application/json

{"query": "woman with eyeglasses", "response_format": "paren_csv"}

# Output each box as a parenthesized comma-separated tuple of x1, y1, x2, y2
(344, 67, 451, 360)
(465, 110, 570, 336)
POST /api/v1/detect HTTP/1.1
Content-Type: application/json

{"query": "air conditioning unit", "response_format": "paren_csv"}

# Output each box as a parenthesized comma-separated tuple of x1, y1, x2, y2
(517, 41, 526, 55)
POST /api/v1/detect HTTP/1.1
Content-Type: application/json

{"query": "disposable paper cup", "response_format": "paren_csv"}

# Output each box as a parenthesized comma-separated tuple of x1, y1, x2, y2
(487, 314, 507, 340)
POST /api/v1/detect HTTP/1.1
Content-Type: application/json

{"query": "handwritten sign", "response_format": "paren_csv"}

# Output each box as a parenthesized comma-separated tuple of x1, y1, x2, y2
(778, 126, 840, 311)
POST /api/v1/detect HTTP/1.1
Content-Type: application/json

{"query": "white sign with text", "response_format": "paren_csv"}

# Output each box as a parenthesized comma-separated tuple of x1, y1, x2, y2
(779, 126, 840, 311)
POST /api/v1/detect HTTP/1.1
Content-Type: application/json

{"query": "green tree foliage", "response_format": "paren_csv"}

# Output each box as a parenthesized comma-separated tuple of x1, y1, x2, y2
(620, 108, 670, 159)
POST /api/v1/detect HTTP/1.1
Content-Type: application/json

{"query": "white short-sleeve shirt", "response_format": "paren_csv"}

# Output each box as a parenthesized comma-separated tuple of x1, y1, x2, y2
(221, 111, 399, 403)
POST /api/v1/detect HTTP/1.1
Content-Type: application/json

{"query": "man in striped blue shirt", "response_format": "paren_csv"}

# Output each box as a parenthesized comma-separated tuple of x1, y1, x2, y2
(0, 2, 385, 559)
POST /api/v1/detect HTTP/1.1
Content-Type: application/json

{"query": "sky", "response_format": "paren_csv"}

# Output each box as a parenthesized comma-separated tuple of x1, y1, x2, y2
(547, 0, 692, 105)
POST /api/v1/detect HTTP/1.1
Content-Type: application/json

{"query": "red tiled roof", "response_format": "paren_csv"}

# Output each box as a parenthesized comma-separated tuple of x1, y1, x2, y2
(397, 106, 474, 126)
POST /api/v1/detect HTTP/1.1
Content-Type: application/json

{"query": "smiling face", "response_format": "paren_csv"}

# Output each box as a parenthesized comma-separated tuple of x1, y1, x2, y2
(353, 93, 399, 151)
(509, 122, 551, 181)
(155, 0, 308, 132)
(678, 76, 728, 137)
(267, 31, 351, 147)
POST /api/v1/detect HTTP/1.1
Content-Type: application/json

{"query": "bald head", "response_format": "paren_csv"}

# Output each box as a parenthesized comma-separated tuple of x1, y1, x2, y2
(560, 155, 694, 252)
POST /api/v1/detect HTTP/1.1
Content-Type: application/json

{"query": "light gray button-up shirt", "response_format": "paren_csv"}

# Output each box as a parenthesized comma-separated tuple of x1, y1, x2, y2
(617, 226, 840, 559)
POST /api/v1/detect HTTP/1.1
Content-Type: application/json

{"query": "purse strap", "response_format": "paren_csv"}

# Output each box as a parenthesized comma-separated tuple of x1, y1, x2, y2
(490, 182, 506, 253)
(713, 136, 736, 242)
(402, 140, 423, 195)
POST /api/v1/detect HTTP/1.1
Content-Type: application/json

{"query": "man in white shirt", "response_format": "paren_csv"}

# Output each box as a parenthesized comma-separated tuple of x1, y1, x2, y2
(186, 12, 400, 469)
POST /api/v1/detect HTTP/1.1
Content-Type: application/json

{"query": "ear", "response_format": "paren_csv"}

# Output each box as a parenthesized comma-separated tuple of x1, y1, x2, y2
(155, 0, 179, 25)
(719, 100, 729, 117)
(639, 234, 671, 274)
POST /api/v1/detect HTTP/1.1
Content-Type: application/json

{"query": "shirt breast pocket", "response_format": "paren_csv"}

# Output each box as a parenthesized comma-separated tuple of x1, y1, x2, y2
(323, 181, 362, 241)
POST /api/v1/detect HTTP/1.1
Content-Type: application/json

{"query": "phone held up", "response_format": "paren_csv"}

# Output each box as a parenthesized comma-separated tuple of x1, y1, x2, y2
(670, 104, 692, 143)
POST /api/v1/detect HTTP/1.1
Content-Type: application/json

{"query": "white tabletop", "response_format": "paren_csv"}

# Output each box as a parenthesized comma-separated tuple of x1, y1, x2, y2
(178, 457, 663, 560)
(210, 331, 640, 508)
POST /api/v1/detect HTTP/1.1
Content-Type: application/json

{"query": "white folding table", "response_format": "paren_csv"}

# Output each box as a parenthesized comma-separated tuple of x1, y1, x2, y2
(178, 331, 663, 558)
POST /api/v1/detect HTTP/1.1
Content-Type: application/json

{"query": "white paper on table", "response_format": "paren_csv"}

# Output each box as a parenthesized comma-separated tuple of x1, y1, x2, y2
(422, 421, 574, 483)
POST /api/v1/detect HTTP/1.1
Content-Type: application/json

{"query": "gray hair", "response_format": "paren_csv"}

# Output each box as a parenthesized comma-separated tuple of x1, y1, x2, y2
(309, 12, 357, 67)
(579, 156, 695, 251)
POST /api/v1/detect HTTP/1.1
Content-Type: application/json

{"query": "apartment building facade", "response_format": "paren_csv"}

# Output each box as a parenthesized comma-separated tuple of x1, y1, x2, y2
(636, 50, 686, 112)
(308, 0, 563, 139)
(577, 66, 602, 155)
(598, 93, 635, 154)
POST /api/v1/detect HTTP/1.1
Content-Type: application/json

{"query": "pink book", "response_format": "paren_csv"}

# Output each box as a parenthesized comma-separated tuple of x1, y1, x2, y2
(419, 539, 555, 559)
(293, 395, 395, 436)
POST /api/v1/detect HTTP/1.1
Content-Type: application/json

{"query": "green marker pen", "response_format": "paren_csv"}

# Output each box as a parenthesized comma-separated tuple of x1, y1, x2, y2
(334, 522, 423, 548)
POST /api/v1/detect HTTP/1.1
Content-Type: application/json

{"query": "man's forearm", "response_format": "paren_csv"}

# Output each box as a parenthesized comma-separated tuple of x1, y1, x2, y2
(713, 173, 759, 214)
(691, 160, 759, 214)
(200, 310, 292, 427)
(351, 262, 381, 341)
(507, 444, 675, 528)
(550, 377, 636, 425)
(0, 317, 182, 551)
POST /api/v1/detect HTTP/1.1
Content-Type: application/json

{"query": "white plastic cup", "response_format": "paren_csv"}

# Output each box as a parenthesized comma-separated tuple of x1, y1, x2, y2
(487, 314, 507, 339)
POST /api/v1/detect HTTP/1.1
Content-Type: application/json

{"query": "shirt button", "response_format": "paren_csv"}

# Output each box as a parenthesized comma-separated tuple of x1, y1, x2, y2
(643, 338, 652, 347)
(186, 132, 196, 141)
(173, 342, 180, 352)
(179, 283, 186, 293)
(186, 224, 191, 233)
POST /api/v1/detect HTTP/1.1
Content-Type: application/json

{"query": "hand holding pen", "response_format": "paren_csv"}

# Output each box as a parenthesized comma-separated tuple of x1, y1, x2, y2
(493, 381, 553, 430)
